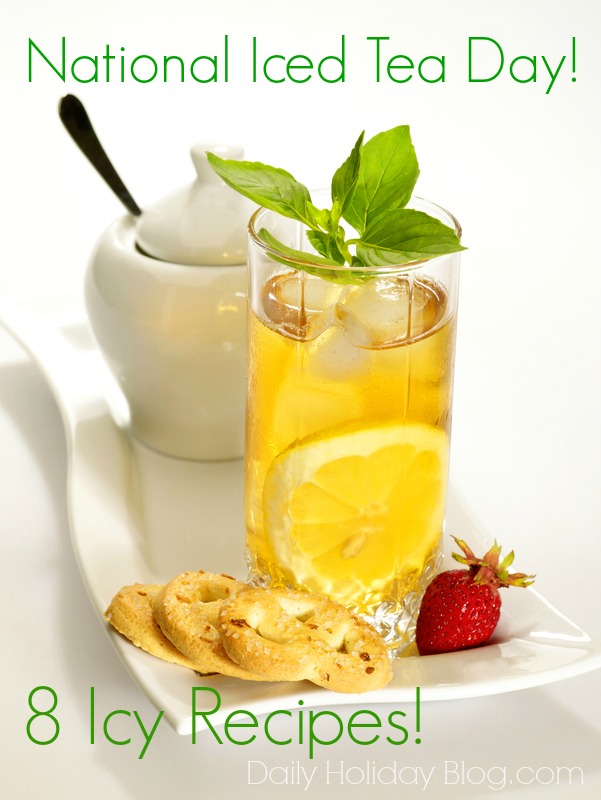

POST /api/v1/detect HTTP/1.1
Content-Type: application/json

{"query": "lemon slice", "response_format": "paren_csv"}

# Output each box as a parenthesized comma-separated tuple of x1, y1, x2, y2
(263, 422, 449, 600)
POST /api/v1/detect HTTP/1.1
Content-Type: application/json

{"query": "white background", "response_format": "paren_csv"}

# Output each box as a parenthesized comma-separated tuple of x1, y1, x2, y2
(1, 0, 600, 797)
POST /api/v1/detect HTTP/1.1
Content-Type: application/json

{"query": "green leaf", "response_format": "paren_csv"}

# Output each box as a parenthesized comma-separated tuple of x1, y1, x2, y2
(331, 131, 364, 226)
(207, 125, 467, 274)
(306, 203, 332, 231)
(343, 125, 419, 235)
(306, 230, 346, 264)
(257, 228, 340, 267)
(257, 229, 371, 284)
(355, 208, 465, 266)
(206, 153, 317, 228)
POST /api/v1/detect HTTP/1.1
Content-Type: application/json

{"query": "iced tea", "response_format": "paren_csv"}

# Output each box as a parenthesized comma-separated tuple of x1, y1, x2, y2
(245, 251, 459, 648)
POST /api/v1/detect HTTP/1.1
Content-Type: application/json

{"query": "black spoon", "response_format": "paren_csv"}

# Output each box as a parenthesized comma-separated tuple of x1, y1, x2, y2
(58, 94, 142, 217)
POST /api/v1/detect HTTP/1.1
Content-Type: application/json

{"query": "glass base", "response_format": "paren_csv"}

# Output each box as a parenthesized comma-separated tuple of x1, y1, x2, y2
(361, 549, 443, 657)
(246, 543, 443, 659)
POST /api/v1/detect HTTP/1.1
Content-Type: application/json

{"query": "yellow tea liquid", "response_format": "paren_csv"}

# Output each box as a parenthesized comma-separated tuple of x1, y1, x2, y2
(245, 269, 456, 644)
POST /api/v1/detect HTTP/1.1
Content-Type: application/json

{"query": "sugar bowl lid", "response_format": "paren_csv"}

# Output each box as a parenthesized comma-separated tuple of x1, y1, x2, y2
(136, 143, 254, 266)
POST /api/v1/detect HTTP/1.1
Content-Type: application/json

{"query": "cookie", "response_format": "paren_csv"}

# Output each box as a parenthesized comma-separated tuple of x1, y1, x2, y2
(104, 583, 199, 670)
(152, 571, 267, 681)
(218, 587, 393, 693)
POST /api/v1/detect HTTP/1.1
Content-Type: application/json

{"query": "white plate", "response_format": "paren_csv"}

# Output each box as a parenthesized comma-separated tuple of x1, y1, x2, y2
(2, 290, 600, 736)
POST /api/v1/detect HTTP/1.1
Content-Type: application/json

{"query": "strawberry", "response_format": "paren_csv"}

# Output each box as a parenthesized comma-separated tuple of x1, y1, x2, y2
(415, 536, 534, 656)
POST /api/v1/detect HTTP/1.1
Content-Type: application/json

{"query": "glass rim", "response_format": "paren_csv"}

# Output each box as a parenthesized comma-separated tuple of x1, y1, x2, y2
(247, 195, 462, 274)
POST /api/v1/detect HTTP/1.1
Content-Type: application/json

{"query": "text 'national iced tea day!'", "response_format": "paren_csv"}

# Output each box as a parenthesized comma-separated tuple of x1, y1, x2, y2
(28, 35, 577, 95)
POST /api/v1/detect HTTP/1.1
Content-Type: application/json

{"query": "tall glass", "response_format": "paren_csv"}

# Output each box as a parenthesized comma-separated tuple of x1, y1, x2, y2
(245, 195, 461, 654)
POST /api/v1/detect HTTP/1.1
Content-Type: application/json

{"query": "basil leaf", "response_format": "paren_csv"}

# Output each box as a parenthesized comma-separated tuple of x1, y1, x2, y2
(356, 209, 465, 266)
(257, 228, 340, 267)
(331, 131, 364, 226)
(206, 153, 317, 227)
(206, 124, 467, 274)
(306, 230, 346, 265)
(343, 126, 419, 235)
(306, 203, 332, 231)
(258, 229, 370, 284)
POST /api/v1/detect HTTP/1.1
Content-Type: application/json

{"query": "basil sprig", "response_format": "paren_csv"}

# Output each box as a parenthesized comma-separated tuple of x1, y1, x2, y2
(207, 125, 464, 281)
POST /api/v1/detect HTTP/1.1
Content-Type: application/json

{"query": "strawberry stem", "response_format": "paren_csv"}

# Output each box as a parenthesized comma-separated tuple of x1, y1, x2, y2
(450, 535, 535, 589)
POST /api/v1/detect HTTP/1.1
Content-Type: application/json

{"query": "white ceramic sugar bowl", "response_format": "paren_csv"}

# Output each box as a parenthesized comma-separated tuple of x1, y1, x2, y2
(85, 143, 253, 461)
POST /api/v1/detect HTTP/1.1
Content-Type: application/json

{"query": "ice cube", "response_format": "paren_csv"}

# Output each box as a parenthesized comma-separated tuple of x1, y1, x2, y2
(304, 325, 369, 381)
(260, 270, 344, 341)
(337, 276, 445, 349)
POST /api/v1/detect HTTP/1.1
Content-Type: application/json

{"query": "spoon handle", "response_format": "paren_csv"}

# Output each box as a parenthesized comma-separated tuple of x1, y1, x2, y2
(59, 94, 142, 217)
